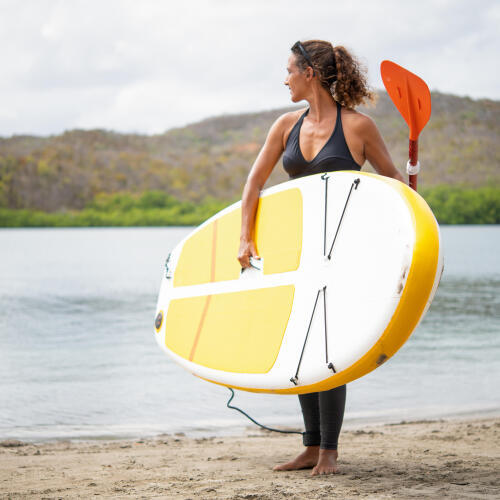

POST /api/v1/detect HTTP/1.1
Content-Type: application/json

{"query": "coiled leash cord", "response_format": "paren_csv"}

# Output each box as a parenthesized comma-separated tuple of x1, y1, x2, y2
(226, 388, 303, 436)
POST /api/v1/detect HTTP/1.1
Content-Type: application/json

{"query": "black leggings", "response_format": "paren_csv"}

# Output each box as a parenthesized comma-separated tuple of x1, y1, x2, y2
(298, 385, 346, 450)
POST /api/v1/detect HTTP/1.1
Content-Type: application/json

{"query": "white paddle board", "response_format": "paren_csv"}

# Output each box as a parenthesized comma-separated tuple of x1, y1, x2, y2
(154, 171, 443, 394)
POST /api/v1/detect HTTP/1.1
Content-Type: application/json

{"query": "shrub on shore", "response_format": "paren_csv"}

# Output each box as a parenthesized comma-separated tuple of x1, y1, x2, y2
(420, 186, 499, 224)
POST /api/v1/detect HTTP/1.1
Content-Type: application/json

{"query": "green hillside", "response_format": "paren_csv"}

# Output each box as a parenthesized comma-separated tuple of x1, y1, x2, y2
(0, 91, 498, 225)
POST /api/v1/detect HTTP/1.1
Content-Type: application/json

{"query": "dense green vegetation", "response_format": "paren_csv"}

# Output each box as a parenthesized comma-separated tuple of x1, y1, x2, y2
(420, 186, 499, 224)
(0, 186, 498, 227)
(0, 192, 229, 227)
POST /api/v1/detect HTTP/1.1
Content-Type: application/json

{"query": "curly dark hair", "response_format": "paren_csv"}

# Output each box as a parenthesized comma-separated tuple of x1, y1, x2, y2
(291, 40, 375, 108)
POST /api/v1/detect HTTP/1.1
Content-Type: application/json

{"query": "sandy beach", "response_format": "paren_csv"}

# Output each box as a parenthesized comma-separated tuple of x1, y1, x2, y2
(1, 417, 498, 499)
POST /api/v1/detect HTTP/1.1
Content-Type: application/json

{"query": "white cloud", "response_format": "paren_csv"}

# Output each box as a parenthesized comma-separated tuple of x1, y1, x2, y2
(0, 0, 498, 136)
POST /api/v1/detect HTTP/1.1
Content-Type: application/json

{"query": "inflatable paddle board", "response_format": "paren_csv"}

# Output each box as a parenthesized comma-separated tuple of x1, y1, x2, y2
(154, 171, 443, 394)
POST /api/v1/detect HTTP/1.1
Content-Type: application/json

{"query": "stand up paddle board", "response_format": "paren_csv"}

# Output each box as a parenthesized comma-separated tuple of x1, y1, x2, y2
(154, 171, 443, 394)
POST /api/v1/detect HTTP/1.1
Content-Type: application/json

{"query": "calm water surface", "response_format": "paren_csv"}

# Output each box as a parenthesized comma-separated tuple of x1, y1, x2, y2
(0, 226, 499, 441)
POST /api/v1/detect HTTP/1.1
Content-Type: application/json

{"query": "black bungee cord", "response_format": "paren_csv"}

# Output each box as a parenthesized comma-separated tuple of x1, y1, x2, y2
(226, 388, 303, 436)
(226, 176, 361, 437)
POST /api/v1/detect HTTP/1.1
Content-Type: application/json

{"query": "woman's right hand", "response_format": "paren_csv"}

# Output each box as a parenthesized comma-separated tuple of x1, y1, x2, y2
(238, 238, 260, 269)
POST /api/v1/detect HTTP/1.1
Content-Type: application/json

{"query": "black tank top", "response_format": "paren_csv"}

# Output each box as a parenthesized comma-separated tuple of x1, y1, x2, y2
(283, 101, 361, 179)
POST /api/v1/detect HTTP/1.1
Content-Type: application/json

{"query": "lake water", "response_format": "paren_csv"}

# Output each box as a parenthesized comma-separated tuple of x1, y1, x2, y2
(0, 226, 499, 442)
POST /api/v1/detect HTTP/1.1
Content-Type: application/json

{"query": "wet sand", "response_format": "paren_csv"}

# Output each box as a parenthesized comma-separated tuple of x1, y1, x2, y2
(1, 417, 499, 499)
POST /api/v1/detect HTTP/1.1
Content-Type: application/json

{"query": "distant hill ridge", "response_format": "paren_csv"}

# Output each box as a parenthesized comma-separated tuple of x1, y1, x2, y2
(0, 91, 498, 212)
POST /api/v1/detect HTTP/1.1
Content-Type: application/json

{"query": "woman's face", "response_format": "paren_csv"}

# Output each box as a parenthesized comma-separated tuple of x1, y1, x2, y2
(284, 54, 310, 102)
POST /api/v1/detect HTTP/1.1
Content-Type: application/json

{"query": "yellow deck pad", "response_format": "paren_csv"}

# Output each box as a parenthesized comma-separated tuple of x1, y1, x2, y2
(172, 222, 216, 287)
(164, 285, 295, 373)
(254, 188, 303, 275)
(173, 188, 303, 287)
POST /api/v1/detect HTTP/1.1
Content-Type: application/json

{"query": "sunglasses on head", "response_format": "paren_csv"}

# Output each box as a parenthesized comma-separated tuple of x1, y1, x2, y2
(293, 41, 315, 76)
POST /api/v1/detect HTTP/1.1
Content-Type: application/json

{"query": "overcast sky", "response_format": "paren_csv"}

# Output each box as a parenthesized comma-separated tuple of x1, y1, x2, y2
(0, 0, 498, 137)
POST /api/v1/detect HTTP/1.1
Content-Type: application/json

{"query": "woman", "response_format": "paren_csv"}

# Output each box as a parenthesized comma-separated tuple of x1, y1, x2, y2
(238, 40, 404, 476)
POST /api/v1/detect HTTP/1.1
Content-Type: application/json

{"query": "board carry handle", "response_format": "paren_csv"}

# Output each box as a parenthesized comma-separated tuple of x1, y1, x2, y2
(240, 256, 263, 275)
(165, 253, 173, 279)
(380, 60, 431, 191)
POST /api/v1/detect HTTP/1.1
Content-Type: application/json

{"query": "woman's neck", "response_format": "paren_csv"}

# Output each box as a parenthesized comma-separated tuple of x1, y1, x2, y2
(305, 85, 337, 123)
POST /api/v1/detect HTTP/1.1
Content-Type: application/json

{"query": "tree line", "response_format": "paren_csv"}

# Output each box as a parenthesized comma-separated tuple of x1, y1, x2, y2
(0, 185, 498, 227)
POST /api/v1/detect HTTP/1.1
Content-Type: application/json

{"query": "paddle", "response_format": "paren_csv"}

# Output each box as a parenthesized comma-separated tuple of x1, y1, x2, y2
(380, 61, 431, 191)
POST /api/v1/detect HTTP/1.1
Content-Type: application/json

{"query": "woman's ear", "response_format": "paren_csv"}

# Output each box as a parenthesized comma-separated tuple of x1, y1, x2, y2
(305, 66, 315, 80)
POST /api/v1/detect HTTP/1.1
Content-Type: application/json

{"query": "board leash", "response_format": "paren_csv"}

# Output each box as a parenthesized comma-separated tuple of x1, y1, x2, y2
(226, 388, 303, 436)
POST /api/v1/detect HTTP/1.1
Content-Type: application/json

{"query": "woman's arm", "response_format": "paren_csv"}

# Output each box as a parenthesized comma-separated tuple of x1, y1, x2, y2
(238, 115, 289, 268)
(357, 115, 405, 182)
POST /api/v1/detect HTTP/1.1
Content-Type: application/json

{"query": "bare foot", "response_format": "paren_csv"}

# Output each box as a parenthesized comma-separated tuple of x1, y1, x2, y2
(311, 449, 339, 476)
(273, 446, 319, 471)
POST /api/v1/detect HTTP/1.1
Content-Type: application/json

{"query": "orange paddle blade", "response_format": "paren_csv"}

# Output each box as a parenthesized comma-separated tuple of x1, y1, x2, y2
(380, 60, 431, 141)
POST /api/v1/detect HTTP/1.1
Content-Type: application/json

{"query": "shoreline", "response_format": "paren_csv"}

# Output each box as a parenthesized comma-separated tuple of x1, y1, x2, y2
(2, 416, 499, 499)
(4, 408, 500, 445)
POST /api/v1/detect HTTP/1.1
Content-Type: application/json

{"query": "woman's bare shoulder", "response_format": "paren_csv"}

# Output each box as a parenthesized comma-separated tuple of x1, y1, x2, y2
(271, 109, 306, 145)
(274, 108, 306, 129)
(342, 108, 377, 135)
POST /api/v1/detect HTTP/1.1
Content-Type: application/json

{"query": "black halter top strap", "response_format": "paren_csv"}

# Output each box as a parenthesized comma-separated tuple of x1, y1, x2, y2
(283, 101, 361, 179)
